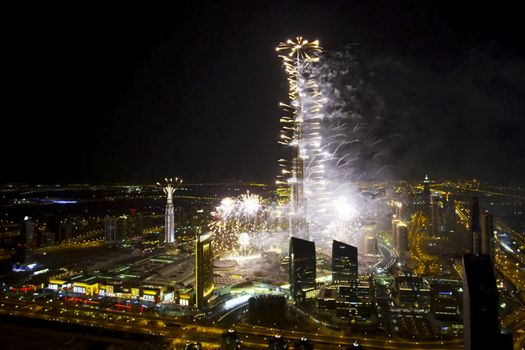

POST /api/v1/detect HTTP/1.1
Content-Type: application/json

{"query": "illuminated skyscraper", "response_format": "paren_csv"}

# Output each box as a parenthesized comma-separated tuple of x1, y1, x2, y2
(289, 237, 316, 302)
(158, 178, 182, 245)
(332, 240, 358, 317)
(332, 240, 358, 285)
(423, 175, 431, 215)
(195, 233, 214, 309)
(276, 38, 323, 240)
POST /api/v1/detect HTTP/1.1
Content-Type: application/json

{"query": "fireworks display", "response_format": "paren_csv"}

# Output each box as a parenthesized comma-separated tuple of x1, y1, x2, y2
(276, 37, 327, 240)
(208, 38, 380, 256)
(276, 37, 371, 248)
(209, 191, 274, 254)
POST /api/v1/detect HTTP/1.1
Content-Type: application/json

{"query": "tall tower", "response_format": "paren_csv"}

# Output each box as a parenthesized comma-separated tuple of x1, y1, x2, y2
(422, 175, 431, 215)
(289, 237, 316, 302)
(157, 178, 182, 245)
(470, 197, 481, 254)
(195, 232, 214, 309)
(276, 37, 324, 239)
(332, 240, 358, 318)
(480, 211, 494, 261)
(430, 192, 440, 236)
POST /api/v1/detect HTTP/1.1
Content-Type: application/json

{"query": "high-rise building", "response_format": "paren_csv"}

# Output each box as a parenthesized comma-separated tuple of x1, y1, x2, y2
(470, 197, 481, 254)
(127, 209, 144, 240)
(104, 216, 127, 244)
(332, 240, 358, 318)
(430, 193, 440, 236)
(195, 233, 214, 309)
(355, 276, 375, 319)
(276, 38, 323, 241)
(57, 220, 72, 243)
(332, 240, 358, 285)
(21, 219, 37, 247)
(364, 235, 378, 256)
(444, 193, 457, 233)
(393, 201, 403, 219)
(480, 212, 494, 261)
(395, 223, 409, 256)
(462, 253, 512, 350)
(423, 175, 431, 215)
(391, 218, 400, 237)
(289, 237, 316, 302)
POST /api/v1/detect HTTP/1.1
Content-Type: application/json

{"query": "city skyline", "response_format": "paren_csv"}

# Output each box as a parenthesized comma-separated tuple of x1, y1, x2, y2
(4, 1, 525, 183)
(2, 3, 525, 346)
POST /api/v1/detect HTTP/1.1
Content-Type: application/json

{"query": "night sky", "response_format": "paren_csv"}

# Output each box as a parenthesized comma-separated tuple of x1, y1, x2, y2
(5, 1, 525, 183)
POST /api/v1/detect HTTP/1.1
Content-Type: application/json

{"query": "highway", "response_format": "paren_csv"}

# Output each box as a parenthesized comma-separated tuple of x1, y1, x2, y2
(0, 295, 464, 349)
(375, 241, 397, 272)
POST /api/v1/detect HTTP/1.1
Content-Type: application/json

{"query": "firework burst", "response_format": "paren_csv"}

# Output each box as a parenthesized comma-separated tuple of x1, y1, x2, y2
(209, 191, 274, 255)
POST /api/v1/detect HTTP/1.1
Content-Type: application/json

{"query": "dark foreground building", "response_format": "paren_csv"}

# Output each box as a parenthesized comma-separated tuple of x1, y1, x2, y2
(289, 237, 316, 302)
(462, 254, 512, 350)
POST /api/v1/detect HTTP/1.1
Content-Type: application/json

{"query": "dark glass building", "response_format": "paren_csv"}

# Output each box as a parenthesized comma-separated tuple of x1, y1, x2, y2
(470, 197, 481, 254)
(332, 240, 358, 317)
(289, 237, 316, 302)
(332, 240, 358, 285)
(462, 253, 512, 350)
(480, 212, 494, 260)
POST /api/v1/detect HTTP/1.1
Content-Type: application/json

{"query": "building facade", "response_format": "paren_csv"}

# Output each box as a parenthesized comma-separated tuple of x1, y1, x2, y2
(289, 237, 316, 302)
(195, 233, 214, 308)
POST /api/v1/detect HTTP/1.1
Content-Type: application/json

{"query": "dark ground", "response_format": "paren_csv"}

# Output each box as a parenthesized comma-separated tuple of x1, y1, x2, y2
(0, 314, 169, 350)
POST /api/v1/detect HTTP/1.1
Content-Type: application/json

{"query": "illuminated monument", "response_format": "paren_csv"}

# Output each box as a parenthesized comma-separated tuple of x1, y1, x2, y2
(157, 177, 182, 244)
(276, 37, 324, 239)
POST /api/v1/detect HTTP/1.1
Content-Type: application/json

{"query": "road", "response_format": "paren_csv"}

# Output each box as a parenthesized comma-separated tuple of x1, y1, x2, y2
(375, 241, 397, 272)
(0, 295, 464, 349)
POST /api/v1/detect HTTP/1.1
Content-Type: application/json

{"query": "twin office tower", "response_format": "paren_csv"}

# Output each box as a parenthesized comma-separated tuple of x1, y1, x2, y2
(289, 237, 358, 303)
